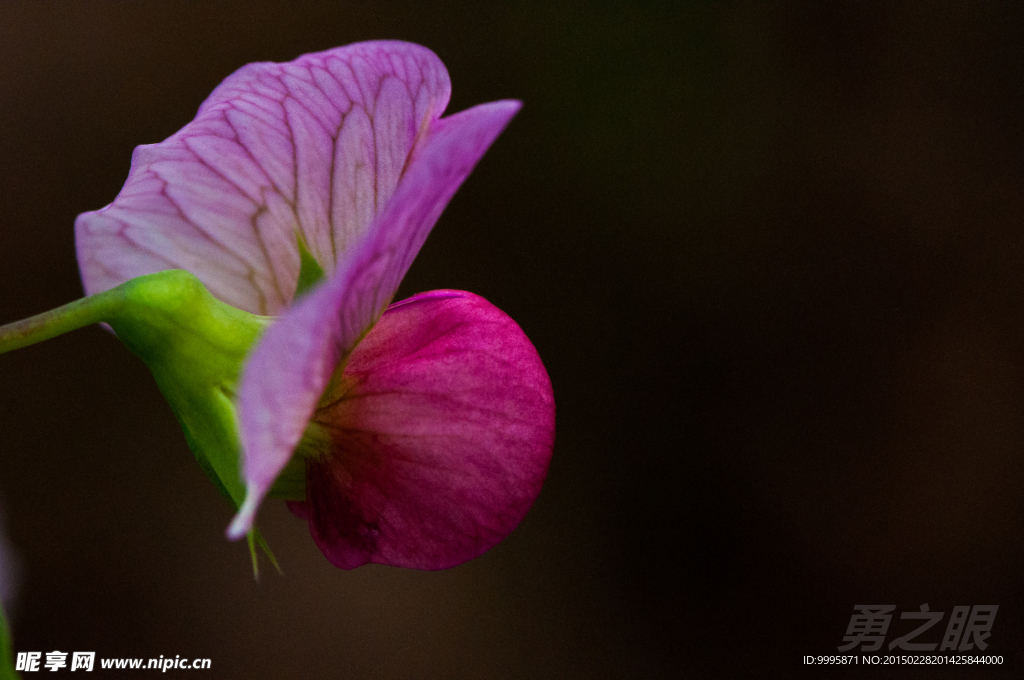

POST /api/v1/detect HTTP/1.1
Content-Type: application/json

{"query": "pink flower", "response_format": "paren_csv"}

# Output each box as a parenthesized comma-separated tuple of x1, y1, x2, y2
(73, 41, 555, 569)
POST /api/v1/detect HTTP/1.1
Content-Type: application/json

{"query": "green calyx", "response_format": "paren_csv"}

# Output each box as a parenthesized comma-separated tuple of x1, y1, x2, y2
(0, 270, 276, 572)
(0, 249, 329, 576)
(110, 270, 272, 506)
(0, 270, 270, 505)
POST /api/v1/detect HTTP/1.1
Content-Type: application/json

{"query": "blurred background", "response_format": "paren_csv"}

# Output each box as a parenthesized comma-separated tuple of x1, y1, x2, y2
(2, 1, 1024, 677)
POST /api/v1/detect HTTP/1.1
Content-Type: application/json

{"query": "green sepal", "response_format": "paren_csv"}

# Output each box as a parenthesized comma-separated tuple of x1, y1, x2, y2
(0, 270, 300, 554)
(294, 237, 326, 300)
(0, 269, 317, 571)
(247, 528, 283, 580)
(108, 270, 272, 507)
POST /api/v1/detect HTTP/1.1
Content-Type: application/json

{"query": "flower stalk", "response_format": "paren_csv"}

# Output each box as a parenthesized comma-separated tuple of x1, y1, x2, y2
(0, 599, 15, 680)
(0, 288, 124, 355)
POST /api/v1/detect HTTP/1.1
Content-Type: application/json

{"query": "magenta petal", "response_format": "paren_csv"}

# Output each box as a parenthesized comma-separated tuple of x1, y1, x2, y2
(229, 101, 521, 537)
(75, 41, 451, 315)
(292, 290, 554, 569)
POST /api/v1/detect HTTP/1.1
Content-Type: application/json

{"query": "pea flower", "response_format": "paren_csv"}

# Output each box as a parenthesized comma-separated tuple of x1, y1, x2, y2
(0, 41, 554, 571)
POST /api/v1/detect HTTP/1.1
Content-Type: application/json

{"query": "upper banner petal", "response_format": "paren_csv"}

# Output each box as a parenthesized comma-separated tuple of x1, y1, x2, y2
(75, 41, 451, 315)
(228, 100, 521, 537)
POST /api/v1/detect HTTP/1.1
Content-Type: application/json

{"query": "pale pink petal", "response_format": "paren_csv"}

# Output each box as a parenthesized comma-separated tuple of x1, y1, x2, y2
(228, 101, 522, 538)
(292, 290, 554, 569)
(75, 41, 452, 315)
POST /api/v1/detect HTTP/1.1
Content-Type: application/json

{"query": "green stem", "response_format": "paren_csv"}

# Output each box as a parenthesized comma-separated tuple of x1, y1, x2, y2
(0, 599, 18, 680)
(0, 289, 124, 356)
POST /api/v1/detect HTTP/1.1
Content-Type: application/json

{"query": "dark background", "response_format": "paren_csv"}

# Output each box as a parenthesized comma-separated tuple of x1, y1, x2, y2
(1, 1, 1024, 678)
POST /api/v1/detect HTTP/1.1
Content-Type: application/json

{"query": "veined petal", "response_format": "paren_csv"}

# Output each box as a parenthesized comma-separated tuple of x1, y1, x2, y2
(228, 101, 522, 538)
(75, 41, 452, 315)
(292, 291, 554, 569)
